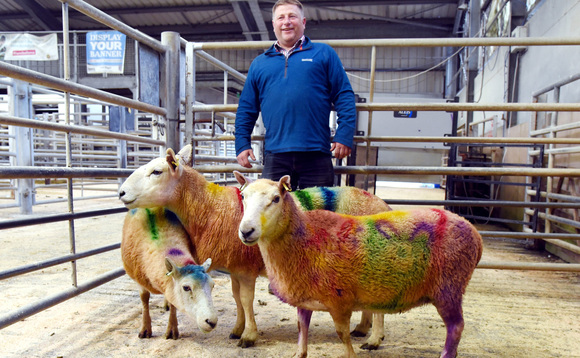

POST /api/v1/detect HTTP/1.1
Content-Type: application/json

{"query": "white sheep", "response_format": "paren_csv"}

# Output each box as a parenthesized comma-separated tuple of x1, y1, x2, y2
(118, 148, 391, 348)
(121, 206, 218, 339)
(236, 174, 483, 358)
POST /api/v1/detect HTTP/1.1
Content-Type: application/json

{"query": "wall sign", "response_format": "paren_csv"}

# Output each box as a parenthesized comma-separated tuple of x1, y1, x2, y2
(394, 110, 417, 118)
(86, 31, 126, 74)
(0, 33, 58, 61)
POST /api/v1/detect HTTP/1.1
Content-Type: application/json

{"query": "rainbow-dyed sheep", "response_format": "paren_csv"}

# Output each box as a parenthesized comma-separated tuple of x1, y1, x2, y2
(236, 174, 483, 358)
(118, 148, 391, 348)
(121, 207, 217, 339)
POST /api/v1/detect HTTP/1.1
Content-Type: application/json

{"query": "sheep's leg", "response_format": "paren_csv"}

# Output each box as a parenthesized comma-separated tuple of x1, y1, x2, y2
(436, 302, 464, 358)
(237, 275, 258, 348)
(138, 287, 152, 338)
(350, 311, 372, 337)
(360, 313, 385, 350)
(329, 310, 357, 358)
(229, 275, 246, 339)
(164, 303, 180, 340)
(296, 308, 312, 358)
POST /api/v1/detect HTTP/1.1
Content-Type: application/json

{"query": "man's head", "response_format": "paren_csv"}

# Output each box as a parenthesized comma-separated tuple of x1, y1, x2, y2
(272, 0, 306, 50)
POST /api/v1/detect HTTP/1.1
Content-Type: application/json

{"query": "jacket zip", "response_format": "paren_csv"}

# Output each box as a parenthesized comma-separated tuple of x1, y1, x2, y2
(269, 42, 310, 78)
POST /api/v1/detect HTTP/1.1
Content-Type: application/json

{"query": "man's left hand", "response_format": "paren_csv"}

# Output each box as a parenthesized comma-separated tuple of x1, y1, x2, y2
(331, 142, 351, 160)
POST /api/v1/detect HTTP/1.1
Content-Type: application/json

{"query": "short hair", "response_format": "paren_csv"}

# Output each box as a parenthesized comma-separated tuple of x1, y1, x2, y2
(272, 0, 304, 17)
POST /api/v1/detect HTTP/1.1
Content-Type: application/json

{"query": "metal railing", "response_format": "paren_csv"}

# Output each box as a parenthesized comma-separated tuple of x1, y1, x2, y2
(185, 37, 580, 275)
(0, 0, 173, 330)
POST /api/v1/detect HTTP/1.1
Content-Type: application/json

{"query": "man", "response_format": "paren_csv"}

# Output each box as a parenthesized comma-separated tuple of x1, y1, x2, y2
(235, 0, 356, 190)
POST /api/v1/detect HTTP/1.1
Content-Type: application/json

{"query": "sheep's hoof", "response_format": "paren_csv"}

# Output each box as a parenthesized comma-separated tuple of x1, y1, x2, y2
(229, 333, 241, 340)
(165, 330, 179, 340)
(360, 342, 380, 351)
(237, 338, 255, 348)
(350, 329, 367, 337)
(138, 330, 152, 339)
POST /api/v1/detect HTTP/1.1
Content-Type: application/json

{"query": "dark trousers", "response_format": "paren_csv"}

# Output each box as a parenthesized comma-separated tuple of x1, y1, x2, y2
(261, 152, 334, 190)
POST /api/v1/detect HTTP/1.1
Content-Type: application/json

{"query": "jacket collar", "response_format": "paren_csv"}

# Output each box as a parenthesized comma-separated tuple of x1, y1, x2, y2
(266, 36, 312, 56)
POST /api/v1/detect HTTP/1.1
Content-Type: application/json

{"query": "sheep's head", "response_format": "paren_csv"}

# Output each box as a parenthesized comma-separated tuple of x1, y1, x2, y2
(118, 148, 183, 209)
(165, 257, 218, 333)
(235, 171, 292, 246)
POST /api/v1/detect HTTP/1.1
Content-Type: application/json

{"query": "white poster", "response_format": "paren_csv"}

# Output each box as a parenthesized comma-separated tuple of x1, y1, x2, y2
(86, 31, 127, 74)
(0, 33, 59, 61)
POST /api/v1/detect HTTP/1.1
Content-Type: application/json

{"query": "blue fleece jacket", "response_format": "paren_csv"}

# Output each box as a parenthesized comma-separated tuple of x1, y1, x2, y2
(235, 37, 356, 156)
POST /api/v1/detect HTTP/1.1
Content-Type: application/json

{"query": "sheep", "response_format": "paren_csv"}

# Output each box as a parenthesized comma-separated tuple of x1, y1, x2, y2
(235, 174, 483, 358)
(121, 206, 218, 339)
(118, 148, 391, 348)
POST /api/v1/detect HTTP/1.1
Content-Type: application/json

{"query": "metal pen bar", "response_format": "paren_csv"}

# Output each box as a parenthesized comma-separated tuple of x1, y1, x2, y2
(192, 101, 580, 113)
(195, 50, 247, 82)
(0, 243, 121, 280)
(0, 114, 164, 146)
(480, 231, 580, 240)
(390, 199, 580, 209)
(0, 62, 166, 116)
(192, 134, 580, 145)
(58, 0, 166, 53)
(195, 36, 580, 50)
(477, 261, 580, 272)
(0, 207, 127, 230)
(0, 167, 134, 179)
(194, 164, 580, 177)
(0, 268, 126, 330)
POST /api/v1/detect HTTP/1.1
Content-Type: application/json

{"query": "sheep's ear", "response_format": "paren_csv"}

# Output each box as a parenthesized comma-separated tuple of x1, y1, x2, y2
(165, 148, 181, 174)
(177, 144, 193, 167)
(201, 258, 212, 272)
(165, 257, 181, 278)
(233, 170, 253, 187)
(279, 175, 292, 196)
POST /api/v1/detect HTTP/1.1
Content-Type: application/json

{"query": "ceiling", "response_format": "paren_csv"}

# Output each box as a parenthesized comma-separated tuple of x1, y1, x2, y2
(0, 0, 465, 42)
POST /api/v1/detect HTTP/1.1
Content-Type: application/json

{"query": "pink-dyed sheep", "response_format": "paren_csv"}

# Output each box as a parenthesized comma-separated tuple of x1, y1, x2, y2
(118, 148, 390, 348)
(121, 206, 217, 339)
(236, 174, 483, 358)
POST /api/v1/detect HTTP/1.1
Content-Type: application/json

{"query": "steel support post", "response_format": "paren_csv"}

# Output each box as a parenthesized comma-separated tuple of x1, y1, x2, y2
(185, 42, 196, 165)
(9, 80, 34, 214)
(161, 32, 181, 152)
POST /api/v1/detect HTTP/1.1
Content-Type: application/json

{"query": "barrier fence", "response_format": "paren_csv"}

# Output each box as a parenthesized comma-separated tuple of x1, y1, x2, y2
(1, 0, 580, 332)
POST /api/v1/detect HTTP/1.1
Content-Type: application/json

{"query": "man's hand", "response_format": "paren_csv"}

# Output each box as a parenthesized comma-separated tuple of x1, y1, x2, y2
(331, 142, 351, 160)
(237, 149, 256, 168)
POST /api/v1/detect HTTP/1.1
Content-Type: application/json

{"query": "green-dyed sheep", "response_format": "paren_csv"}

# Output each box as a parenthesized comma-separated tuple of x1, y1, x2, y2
(236, 174, 483, 358)
(121, 206, 217, 339)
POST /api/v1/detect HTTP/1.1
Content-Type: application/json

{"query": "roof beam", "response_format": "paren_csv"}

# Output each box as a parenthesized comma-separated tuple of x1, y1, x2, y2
(18, 0, 61, 31)
(229, 0, 269, 41)
(139, 19, 452, 42)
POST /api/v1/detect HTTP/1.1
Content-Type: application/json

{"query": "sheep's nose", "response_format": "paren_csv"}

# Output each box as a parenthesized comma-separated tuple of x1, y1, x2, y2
(206, 319, 217, 329)
(118, 190, 125, 199)
(241, 228, 255, 239)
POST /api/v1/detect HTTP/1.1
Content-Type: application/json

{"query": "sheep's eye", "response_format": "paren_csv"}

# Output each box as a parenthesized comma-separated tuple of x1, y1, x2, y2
(272, 196, 280, 204)
(151, 170, 163, 176)
(182, 285, 191, 292)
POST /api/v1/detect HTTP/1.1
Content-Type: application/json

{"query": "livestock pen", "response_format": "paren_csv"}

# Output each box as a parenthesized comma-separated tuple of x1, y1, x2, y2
(1, 1, 580, 357)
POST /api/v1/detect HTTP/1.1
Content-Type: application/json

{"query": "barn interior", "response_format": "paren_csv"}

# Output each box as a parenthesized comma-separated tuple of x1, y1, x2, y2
(0, 1, 579, 357)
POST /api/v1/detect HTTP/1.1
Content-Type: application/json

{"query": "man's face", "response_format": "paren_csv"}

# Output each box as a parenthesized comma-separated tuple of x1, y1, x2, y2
(272, 4, 306, 49)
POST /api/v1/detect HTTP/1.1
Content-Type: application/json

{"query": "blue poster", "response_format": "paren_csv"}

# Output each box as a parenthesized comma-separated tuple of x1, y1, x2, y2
(86, 31, 126, 74)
